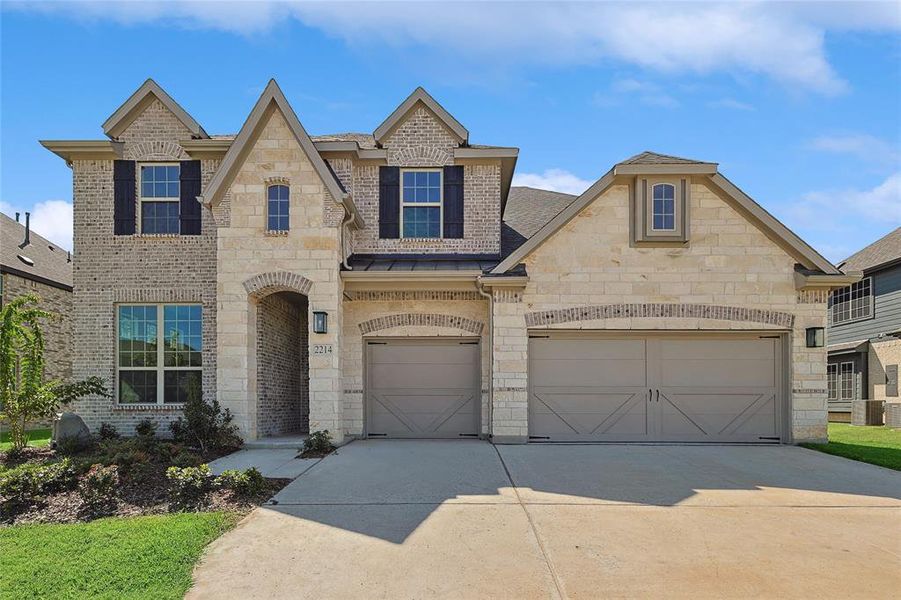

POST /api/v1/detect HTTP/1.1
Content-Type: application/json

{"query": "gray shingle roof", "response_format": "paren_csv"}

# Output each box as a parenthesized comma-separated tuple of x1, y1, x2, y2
(502, 186, 578, 258)
(840, 227, 901, 273)
(1, 212, 73, 288)
(311, 132, 378, 149)
(346, 254, 501, 272)
(618, 151, 708, 165)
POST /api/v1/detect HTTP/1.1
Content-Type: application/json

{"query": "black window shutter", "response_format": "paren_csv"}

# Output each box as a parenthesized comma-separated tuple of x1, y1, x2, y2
(113, 160, 136, 235)
(443, 165, 464, 239)
(379, 166, 400, 239)
(179, 160, 202, 235)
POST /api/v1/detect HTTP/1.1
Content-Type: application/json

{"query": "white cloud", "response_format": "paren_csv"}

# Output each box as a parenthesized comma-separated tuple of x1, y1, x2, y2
(9, 1, 900, 94)
(0, 200, 74, 250)
(808, 134, 900, 165)
(786, 172, 901, 230)
(708, 98, 755, 111)
(512, 169, 593, 195)
(594, 78, 680, 109)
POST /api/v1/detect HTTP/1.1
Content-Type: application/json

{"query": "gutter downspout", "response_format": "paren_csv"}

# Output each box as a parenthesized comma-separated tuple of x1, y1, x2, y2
(339, 198, 354, 270)
(476, 277, 493, 441)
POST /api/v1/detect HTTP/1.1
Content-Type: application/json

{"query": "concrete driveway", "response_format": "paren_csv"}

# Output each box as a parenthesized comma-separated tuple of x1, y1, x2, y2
(189, 441, 901, 599)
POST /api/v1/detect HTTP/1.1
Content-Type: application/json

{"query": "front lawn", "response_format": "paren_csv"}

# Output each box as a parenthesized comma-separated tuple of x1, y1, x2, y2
(0, 428, 51, 451)
(0, 512, 238, 600)
(802, 423, 901, 471)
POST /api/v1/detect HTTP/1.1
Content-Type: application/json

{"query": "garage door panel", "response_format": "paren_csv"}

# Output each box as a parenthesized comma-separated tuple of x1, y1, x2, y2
(530, 389, 650, 440)
(658, 391, 778, 441)
(660, 339, 775, 360)
(660, 359, 775, 387)
(531, 359, 647, 388)
(530, 339, 645, 360)
(367, 340, 479, 439)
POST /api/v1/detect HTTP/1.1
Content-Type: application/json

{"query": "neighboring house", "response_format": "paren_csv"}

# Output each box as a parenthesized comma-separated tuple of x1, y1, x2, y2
(826, 228, 901, 421)
(42, 78, 856, 445)
(1, 211, 74, 382)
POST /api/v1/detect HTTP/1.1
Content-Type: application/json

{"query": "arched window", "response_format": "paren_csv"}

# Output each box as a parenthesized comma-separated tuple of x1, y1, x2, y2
(651, 183, 675, 231)
(267, 184, 289, 231)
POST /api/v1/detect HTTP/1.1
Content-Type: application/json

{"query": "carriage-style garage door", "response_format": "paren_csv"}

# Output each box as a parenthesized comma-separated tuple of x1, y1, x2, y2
(366, 339, 481, 438)
(529, 333, 784, 443)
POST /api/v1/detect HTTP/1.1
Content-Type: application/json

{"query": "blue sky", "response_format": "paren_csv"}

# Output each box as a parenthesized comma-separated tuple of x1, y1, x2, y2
(1, 1, 899, 263)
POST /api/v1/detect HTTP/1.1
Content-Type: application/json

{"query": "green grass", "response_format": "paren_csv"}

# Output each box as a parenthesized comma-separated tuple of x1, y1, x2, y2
(0, 428, 52, 451)
(0, 512, 240, 600)
(802, 423, 901, 471)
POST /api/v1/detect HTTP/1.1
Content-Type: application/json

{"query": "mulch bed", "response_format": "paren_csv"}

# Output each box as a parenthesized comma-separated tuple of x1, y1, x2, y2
(1, 440, 291, 526)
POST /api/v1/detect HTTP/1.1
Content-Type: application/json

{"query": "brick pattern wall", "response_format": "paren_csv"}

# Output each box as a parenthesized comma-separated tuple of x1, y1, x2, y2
(346, 291, 481, 302)
(868, 338, 901, 401)
(342, 298, 490, 436)
(256, 293, 308, 436)
(359, 313, 484, 335)
(381, 105, 458, 165)
(2, 273, 73, 382)
(69, 101, 218, 436)
(489, 179, 830, 443)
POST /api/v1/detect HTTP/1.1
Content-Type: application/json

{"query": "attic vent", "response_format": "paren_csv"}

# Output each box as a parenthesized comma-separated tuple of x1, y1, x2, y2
(17, 254, 34, 266)
(48, 245, 55, 251)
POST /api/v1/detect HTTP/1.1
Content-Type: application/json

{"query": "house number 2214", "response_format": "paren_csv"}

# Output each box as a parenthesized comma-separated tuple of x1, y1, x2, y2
(312, 344, 333, 355)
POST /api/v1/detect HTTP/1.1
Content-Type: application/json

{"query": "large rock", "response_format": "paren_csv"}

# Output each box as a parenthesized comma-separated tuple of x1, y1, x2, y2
(52, 412, 91, 447)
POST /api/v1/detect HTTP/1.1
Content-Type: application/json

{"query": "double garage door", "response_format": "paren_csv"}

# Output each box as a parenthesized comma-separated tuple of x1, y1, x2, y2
(529, 333, 784, 443)
(365, 333, 784, 443)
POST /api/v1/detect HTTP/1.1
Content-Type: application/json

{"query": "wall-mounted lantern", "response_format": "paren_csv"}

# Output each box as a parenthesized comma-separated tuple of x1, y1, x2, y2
(805, 327, 825, 348)
(313, 311, 328, 334)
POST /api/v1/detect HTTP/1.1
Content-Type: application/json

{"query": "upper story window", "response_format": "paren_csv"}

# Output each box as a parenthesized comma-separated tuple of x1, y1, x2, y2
(267, 184, 290, 231)
(117, 304, 202, 405)
(401, 169, 442, 238)
(829, 277, 873, 325)
(651, 183, 676, 231)
(140, 164, 180, 234)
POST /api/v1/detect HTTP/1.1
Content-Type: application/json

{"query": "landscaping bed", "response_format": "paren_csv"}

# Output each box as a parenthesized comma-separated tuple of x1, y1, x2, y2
(1, 433, 290, 526)
(802, 423, 901, 471)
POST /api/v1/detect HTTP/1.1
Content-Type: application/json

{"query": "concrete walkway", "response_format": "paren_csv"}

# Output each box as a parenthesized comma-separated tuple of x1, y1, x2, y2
(207, 449, 319, 479)
(190, 441, 901, 599)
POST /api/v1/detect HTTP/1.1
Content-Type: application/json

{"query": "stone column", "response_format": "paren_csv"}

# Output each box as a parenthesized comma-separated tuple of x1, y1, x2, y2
(490, 290, 529, 443)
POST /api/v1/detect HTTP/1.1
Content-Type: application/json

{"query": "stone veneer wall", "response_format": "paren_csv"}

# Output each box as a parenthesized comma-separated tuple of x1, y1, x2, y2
(341, 295, 490, 436)
(868, 338, 901, 401)
(256, 292, 308, 436)
(216, 106, 344, 441)
(2, 273, 73, 382)
(346, 105, 502, 255)
(69, 99, 219, 436)
(489, 179, 830, 443)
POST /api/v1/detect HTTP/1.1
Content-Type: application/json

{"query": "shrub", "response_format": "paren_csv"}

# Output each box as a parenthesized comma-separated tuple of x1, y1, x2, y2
(135, 418, 157, 438)
(56, 435, 95, 456)
(301, 430, 335, 457)
(166, 464, 215, 508)
(169, 379, 241, 454)
(217, 468, 266, 497)
(0, 458, 77, 504)
(171, 451, 203, 468)
(98, 422, 120, 440)
(78, 464, 119, 511)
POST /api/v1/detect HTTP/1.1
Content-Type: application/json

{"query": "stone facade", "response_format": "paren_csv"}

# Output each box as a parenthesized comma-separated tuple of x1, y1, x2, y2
(487, 180, 830, 443)
(1, 273, 72, 382)
(868, 338, 901, 401)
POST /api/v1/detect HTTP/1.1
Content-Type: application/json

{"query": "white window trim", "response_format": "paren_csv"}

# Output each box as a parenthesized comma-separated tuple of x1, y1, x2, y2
(829, 276, 874, 326)
(650, 182, 677, 232)
(827, 363, 838, 400)
(399, 168, 443, 239)
(839, 361, 855, 401)
(115, 303, 202, 406)
(266, 184, 290, 232)
(137, 162, 181, 235)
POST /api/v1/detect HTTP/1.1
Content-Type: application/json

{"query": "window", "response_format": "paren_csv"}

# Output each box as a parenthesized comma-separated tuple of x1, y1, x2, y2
(840, 362, 855, 400)
(827, 363, 838, 400)
(829, 277, 873, 325)
(117, 304, 202, 405)
(651, 183, 676, 231)
(140, 164, 180, 234)
(267, 185, 290, 231)
(401, 169, 442, 238)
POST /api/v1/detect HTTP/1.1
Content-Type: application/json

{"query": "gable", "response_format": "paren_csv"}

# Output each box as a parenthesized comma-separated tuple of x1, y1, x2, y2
(380, 101, 462, 151)
(103, 79, 206, 140)
(373, 87, 468, 146)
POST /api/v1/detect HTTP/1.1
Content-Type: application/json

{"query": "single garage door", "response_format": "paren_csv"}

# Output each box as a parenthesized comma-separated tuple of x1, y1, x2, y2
(529, 333, 783, 443)
(366, 338, 480, 438)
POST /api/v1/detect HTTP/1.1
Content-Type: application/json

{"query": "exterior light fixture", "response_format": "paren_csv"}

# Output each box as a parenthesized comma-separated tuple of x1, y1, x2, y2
(313, 311, 328, 334)
(805, 327, 825, 348)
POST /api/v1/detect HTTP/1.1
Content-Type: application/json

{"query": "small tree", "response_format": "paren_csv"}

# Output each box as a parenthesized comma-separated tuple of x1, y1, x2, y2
(0, 294, 109, 452)
(170, 376, 241, 454)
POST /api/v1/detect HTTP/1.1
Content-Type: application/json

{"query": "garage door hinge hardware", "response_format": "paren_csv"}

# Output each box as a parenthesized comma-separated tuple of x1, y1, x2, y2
(458, 433, 479, 437)
(529, 435, 551, 440)
(459, 341, 479, 345)
(758, 436, 780, 440)
(368, 433, 388, 437)
(367, 342, 388, 345)
(758, 335, 781, 339)
(529, 335, 550, 339)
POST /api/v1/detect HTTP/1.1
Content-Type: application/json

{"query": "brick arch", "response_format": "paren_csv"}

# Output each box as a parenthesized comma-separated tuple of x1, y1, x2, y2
(524, 303, 795, 328)
(389, 145, 453, 167)
(359, 313, 484, 335)
(243, 271, 313, 300)
(126, 140, 189, 161)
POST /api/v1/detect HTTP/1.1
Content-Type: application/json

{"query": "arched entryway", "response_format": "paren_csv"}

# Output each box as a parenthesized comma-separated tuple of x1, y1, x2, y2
(244, 272, 313, 438)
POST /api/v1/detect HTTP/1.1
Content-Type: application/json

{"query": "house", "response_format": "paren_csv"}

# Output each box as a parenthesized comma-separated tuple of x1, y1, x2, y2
(1, 211, 74, 382)
(826, 228, 901, 421)
(41, 79, 857, 445)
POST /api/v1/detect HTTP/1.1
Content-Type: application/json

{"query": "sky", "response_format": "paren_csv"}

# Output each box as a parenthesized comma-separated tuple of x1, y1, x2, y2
(1, 0, 899, 264)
